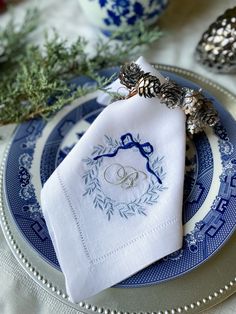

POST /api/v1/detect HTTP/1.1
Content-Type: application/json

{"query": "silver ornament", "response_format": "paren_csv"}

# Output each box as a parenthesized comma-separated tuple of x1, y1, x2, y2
(195, 7, 236, 73)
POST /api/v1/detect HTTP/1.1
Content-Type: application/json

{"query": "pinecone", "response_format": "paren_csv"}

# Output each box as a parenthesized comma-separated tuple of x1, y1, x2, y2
(186, 104, 219, 134)
(186, 115, 203, 135)
(196, 7, 236, 73)
(159, 80, 184, 109)
(119, 62, 144, 89)
(198, 105, 219, 127)
(137, 73, 161, 98)
(181, 88, 204, 115)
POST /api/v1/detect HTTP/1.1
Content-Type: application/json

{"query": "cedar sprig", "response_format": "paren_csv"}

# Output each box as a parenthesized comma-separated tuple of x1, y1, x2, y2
(0, 9, 162, 125)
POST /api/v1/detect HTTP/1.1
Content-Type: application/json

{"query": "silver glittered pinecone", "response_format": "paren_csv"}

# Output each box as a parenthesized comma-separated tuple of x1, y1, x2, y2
(186, 115, 203, 135)
(159, 80, 184, 109)
(196, 7, 236, 73)
(198, 103, 219, 127)
(137, 73, 161, 98)
(186, 103, 219, 135)
(119, 62, 144, 89)
(181, 88, 205, 115)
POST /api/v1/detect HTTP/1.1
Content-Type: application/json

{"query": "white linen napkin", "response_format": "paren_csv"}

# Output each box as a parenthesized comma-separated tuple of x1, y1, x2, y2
(41, 57, 186, 303)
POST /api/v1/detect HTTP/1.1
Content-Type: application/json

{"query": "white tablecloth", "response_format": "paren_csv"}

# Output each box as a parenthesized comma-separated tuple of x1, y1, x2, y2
(0, 0, 236, 313)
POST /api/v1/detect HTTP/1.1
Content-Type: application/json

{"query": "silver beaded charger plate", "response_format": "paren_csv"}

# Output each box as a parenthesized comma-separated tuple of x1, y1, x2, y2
(1, 64, 236, 313)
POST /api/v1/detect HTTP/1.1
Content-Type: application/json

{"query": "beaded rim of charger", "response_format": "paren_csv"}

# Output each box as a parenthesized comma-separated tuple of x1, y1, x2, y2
(119, 62, 220, 135)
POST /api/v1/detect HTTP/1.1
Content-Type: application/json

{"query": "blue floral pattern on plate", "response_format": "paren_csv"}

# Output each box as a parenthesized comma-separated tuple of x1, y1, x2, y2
(4, 69, 236, 286)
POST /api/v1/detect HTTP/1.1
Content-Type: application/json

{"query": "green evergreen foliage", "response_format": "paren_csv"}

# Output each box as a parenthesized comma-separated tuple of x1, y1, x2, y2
(0, 9, 162, 125)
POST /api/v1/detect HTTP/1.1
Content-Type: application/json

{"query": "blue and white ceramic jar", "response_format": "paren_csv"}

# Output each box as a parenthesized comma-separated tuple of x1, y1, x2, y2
(78, 0, 168, 35)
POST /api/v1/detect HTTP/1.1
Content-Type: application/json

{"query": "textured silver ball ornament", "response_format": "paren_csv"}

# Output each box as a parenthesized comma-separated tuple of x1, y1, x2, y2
(196, 7, 236, 73)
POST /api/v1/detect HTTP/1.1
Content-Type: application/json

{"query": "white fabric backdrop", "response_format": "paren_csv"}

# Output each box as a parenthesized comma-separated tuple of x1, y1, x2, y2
(0, 0, 236, 313)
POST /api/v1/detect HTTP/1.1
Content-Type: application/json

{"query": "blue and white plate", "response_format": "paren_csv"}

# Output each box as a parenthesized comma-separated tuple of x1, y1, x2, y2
(4, 68, 236, 288)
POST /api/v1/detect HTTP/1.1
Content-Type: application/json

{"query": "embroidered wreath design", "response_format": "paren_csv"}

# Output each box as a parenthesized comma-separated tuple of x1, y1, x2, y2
(82, 134, 166, 220)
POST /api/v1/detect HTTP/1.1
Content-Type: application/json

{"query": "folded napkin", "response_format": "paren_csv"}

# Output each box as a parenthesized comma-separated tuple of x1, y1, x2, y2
(41, 57, 186, 302)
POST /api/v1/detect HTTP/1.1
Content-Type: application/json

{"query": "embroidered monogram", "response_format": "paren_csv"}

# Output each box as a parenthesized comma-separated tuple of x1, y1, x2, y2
(103, 163, 147, 189)
(94, 133, 162, 184)
(82, 133, 167, 220)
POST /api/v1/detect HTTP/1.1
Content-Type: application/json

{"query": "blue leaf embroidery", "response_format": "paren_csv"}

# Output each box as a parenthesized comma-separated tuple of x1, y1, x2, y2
(83, 133, 167, 220)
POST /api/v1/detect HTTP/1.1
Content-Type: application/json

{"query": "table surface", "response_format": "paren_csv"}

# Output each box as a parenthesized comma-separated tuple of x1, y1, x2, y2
(0, 0, 236, 313)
